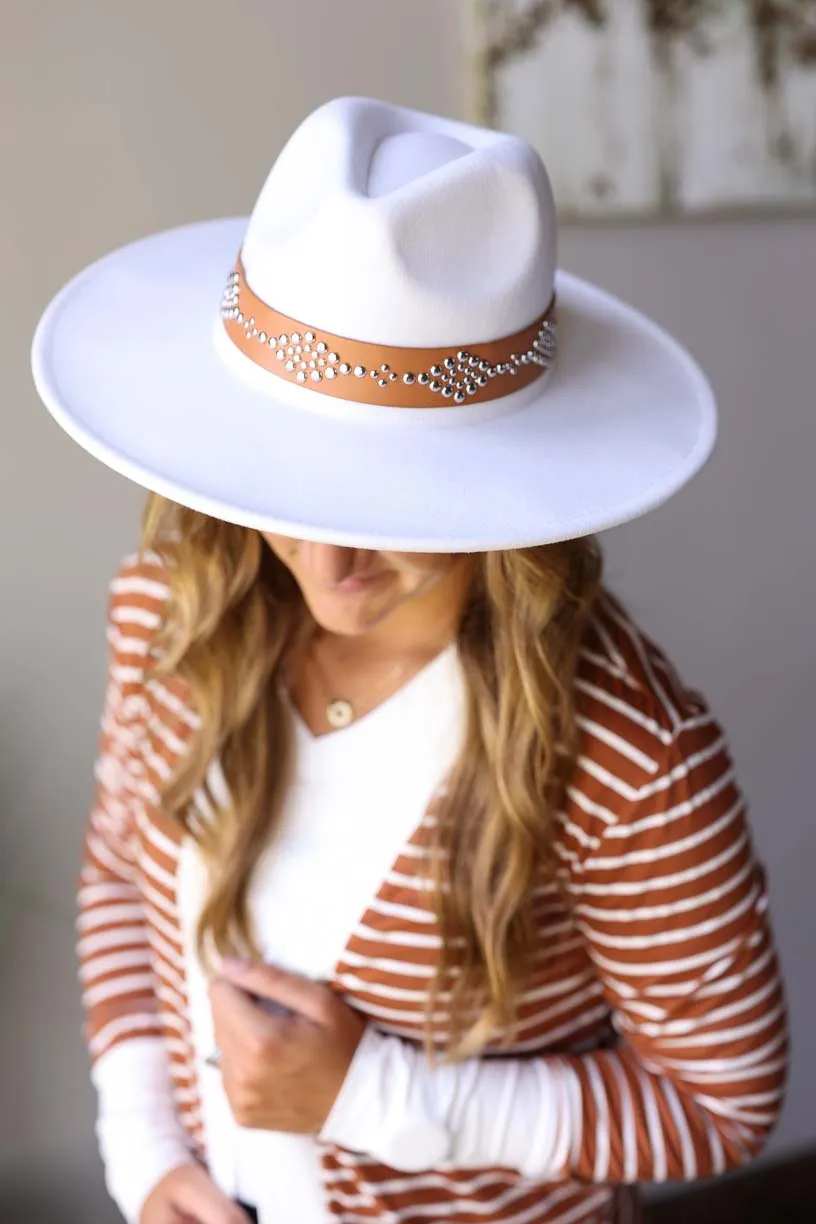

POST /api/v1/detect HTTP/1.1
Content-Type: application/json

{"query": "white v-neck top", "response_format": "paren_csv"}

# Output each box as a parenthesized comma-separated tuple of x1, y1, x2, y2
(178, 640, 466, 1222)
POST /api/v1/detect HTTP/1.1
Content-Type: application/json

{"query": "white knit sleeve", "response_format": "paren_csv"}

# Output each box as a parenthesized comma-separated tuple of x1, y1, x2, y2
(319, 1025, 561, 1176)
(91, 1037, 197, 1223)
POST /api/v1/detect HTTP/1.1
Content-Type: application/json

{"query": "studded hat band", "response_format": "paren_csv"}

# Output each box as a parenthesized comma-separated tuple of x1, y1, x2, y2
(220, 257, 557, 410)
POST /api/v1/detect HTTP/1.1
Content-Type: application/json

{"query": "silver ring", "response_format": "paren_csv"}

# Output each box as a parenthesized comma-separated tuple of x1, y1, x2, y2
(204, 1048, 223, 1069)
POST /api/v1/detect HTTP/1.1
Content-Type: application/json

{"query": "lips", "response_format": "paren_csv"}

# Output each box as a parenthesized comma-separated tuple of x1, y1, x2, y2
(332, 572, 385, 592)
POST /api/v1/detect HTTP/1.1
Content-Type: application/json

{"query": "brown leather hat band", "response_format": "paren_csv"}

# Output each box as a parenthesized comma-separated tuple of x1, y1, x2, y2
(220, 257, 556, 410)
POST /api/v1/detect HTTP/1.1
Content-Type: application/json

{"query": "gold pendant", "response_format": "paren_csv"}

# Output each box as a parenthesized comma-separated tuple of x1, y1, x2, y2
(326, 699, 354, 729)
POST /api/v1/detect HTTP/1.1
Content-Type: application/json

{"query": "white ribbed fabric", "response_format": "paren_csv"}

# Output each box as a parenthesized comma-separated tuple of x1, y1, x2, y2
(92, 1039, 196, 1224)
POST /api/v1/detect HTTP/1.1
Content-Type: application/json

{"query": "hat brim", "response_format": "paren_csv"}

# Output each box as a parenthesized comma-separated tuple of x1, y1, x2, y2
(32, 217, 716, 552)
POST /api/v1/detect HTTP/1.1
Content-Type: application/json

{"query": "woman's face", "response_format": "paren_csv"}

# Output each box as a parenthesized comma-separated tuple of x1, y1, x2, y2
(262, 534, 473, 639)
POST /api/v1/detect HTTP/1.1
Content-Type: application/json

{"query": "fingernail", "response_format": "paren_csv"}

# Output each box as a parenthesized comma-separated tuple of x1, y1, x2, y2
(221, 957, 251, 973)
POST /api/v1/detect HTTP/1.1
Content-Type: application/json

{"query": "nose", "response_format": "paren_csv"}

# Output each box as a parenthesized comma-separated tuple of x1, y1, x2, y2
(298, 543, 367, 586)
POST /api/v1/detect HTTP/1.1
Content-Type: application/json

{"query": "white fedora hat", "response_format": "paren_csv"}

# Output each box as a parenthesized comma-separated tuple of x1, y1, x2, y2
(31, 96, 716, 552)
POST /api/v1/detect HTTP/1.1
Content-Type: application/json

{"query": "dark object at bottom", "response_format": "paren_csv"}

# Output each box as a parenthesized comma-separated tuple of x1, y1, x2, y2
(646, 1148, 816, 1224)
(236, 1202, 259, 1223)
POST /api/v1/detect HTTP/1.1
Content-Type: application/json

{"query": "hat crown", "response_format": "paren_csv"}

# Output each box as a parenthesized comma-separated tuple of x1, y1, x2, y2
(240, 97, 557, 347)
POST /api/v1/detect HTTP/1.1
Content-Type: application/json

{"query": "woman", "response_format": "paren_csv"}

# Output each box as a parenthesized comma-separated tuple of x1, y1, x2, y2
(32, 97, 787, 1224)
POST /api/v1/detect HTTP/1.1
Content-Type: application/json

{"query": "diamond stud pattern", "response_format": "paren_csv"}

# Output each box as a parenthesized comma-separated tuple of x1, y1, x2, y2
(220, 269, 556, 402)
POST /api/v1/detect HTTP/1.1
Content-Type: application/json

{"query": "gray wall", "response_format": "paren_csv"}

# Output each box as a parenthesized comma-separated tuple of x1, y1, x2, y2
(3, 2, 814, 1218)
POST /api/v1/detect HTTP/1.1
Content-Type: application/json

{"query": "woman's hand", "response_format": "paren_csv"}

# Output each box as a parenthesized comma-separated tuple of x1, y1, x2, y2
(139, 1164, 252, 1223)
(208, 959, 366, 1133)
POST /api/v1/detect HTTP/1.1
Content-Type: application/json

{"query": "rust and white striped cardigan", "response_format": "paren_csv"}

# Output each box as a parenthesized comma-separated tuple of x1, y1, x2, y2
(77, 556, 788, 1224)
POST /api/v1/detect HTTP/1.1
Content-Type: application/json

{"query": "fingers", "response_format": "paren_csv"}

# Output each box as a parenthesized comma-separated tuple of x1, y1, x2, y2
(171, 1165, 251, 1224)
(141, 1200, 184, 1224)
(216, 959, 332, 1025)
(209, 977, 284, 1053)
(142, 1198, 193, 1224)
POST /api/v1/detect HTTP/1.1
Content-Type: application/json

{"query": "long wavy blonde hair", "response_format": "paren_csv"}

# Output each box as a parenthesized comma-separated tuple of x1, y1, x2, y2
(142, 493, 602, 1061)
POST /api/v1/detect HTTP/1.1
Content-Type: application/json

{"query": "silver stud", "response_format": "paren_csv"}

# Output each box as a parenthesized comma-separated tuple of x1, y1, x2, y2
(521, 353, 530, 364)
(279, 334, 288, 346)
(430, 365, 442, 377)
(291, 332, 301, 344)
(318, 358, 326, 367)
(309, 360, 317, 368)
(287, 347, 294, 356)
(370, 369, 378, 379)
(305, 331, 315, 343)
(276, 350, 285, 361)
(469, 356, 479, 368)
(404, 373, 415, 384)
(311, 370, 322, 382)
(303, 344, 311, 354)
(299, 361, 307, 370)
(247, 317, 255, 328)
(339, 363, 351, 375)
(378, 378, 388, 388)
(454, 391, 466, 403)
(316, 341, 327, 354)
(444, 357, 456, 370)
(295, 346, 302, 355)
(509, 365, 518, 375)
(258, 332, 267, 344)
(488, 367, 497, 378)
(442, 386, 453, 398)
(430, 380, 442, 392)
(457, 350, 468, 361)
(296, 370, 306, 383)
(236, 312, 244, 324)
(285, 360, 295, 372)
(325, 367, 336, 380)
(268, 336, 277, 347)
(496, 363, 506, 375)
(466, 382, 478, 395)
(327, 352, 338, 364)
(389, 372, 398, 381)
(418, 372, 430, 385)
(477, 375, 488, 387)
(354, 366, 366, 378)
(538, 329, 556, 359)
(380, 364, 390, 374)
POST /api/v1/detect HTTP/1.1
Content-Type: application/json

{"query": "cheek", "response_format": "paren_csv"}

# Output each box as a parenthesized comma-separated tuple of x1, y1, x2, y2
(392, 561, 453, 598)
(263, 534, 299, 564)
(400, 554, 458, 578)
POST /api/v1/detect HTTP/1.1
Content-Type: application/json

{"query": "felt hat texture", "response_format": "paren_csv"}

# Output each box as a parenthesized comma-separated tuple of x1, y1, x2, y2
(31, 96, 716, 552)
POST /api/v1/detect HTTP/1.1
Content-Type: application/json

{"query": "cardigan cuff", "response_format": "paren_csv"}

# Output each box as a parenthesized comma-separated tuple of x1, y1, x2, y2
(320, 1025, 451, 1171)
(92, 1037, 198, 1223)
(320, 1024, 565, 1178)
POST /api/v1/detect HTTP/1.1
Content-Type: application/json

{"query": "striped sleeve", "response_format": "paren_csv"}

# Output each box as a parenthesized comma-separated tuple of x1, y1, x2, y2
(77, 559, 196, 1221)
(323, 711, 788, 1187)
(551, 709, 788, 1182)
(76, 558, 170, 1063)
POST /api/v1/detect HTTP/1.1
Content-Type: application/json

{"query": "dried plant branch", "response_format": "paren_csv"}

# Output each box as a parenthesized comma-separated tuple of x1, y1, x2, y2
(644, 1, 719, 36)
(472, 0, 606, 125)
(748, 0, 816, 85)
(487, 0, 606, 71)
(471, 0, 816, 129)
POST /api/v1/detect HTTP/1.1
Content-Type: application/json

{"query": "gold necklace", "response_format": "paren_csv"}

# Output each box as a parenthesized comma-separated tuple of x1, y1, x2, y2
(307, 639, 422, 730)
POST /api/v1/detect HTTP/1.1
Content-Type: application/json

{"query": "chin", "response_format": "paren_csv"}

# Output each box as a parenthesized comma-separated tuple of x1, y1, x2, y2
(307, 596, 385, 637)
